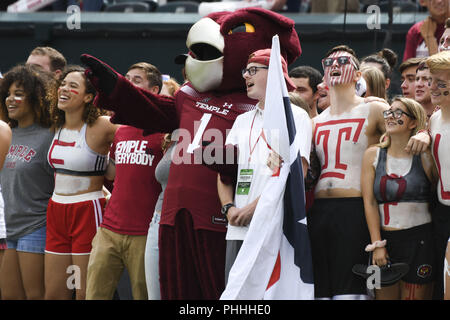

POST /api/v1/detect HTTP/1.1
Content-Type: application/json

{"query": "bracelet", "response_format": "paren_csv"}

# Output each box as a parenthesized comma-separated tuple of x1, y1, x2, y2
(365, 240, 387, 252)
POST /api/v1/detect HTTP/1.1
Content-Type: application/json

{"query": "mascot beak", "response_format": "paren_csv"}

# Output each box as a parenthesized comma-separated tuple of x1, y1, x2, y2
(185, 17, 224, 92)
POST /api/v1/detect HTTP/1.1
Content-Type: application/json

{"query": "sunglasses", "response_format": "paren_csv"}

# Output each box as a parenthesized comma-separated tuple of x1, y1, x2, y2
(322, 56, 358, 69)
(383, 109, 415, 120)
(241, 66, 268, 77)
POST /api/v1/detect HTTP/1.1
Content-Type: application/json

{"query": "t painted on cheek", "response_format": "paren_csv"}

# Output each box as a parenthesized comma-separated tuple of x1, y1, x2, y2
(397, 119, 404, 125)
(70, 89, 79, 95)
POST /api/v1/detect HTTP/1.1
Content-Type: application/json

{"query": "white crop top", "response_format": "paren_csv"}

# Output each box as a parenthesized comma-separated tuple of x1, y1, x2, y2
(47, 123, 108, 176)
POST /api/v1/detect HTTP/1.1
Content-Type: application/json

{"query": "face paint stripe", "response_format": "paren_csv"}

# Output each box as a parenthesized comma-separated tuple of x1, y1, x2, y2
(14, 97, 23, 103)
(324, 51, 356, 87)
(344, 64, 351, 83)
(6, 96, 23, 104)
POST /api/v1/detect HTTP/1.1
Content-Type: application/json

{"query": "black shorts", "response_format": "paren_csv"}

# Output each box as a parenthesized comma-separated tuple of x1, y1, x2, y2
(381, 223, 435, 284)
(308, 197, 371, 298)
(433, 202, 450, 240)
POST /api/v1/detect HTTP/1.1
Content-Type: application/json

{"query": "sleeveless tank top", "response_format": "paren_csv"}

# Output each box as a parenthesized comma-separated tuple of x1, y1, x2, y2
(373, 148, 431, 204)
(47, 123, 108, 176)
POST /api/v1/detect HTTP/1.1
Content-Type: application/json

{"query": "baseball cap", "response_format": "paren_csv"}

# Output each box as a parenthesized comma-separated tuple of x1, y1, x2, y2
(247, 49, 296, 92)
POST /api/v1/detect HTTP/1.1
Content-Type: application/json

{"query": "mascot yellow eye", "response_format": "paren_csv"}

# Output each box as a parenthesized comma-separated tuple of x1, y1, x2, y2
(228, 23, 255, 35)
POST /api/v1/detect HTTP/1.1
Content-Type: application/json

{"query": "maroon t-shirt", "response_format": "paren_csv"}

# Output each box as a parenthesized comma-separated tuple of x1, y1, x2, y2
(403, 20, 445, 61)
(100, 126, 164, 235)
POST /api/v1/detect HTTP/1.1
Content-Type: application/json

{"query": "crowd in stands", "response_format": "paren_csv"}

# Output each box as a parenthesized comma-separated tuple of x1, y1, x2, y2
(0, 0, 433, 14)
(0, 0, 449, 302)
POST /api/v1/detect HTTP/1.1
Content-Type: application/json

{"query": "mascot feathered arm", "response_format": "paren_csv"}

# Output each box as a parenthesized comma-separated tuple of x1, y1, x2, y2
(80, 54, 179, 134)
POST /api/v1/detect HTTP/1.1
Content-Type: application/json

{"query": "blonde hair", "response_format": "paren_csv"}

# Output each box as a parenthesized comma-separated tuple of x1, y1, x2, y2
(361, 65, 386, 100)
(426, 51, 450, 73)
(288, 91, 311, 118)
(378, 96, 427, 149)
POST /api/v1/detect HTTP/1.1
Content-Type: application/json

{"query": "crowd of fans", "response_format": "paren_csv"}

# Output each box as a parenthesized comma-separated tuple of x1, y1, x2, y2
(0, 0, 448, 302)
(0, 0, 433, 13)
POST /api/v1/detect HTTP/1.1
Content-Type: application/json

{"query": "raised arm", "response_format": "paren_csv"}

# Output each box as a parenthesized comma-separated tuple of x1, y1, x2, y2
(80, 54, 178, 135)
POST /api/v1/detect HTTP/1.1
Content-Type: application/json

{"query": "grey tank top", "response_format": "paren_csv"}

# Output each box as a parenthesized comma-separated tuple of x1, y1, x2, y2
(373, 148, 431, 204)
(154, 143, 175, 212)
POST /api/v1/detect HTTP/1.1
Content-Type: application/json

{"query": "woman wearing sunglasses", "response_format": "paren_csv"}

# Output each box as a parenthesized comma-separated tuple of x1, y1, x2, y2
(361, 97, 437, 300)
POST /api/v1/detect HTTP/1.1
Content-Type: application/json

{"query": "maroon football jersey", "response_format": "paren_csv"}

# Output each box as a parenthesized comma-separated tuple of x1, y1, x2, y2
(101, 126, 164, 235)
(160, 83, 256, 232)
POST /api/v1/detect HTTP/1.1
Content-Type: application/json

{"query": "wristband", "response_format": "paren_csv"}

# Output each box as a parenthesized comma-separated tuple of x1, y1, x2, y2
(365, 240, 387, 252)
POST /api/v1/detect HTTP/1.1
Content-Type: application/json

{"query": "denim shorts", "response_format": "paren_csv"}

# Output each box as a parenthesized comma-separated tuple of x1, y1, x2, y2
(6, 225, 46, 254)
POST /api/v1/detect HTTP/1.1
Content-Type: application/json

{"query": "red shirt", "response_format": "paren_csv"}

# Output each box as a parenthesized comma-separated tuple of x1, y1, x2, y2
(100, 126, 164, 235)
(403, 20, 445, 61)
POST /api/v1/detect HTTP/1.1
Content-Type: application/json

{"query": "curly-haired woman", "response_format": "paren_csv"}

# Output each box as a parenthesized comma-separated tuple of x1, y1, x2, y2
(0, 64, 56, 299)
(45, 65, 118, 300)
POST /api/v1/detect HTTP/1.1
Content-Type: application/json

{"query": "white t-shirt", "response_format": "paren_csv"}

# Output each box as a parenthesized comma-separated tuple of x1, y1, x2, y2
(225, 103, 312, 240)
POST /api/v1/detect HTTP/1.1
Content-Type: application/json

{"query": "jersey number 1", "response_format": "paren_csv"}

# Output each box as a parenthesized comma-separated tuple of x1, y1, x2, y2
(187, 113, 212, 154)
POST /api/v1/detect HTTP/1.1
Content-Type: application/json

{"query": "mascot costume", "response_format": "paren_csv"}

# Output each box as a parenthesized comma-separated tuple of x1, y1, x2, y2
(81, 7, 301, 300)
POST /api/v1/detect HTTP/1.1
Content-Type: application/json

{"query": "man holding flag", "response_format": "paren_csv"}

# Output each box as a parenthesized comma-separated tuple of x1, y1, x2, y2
(219, 36, 314, 299)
